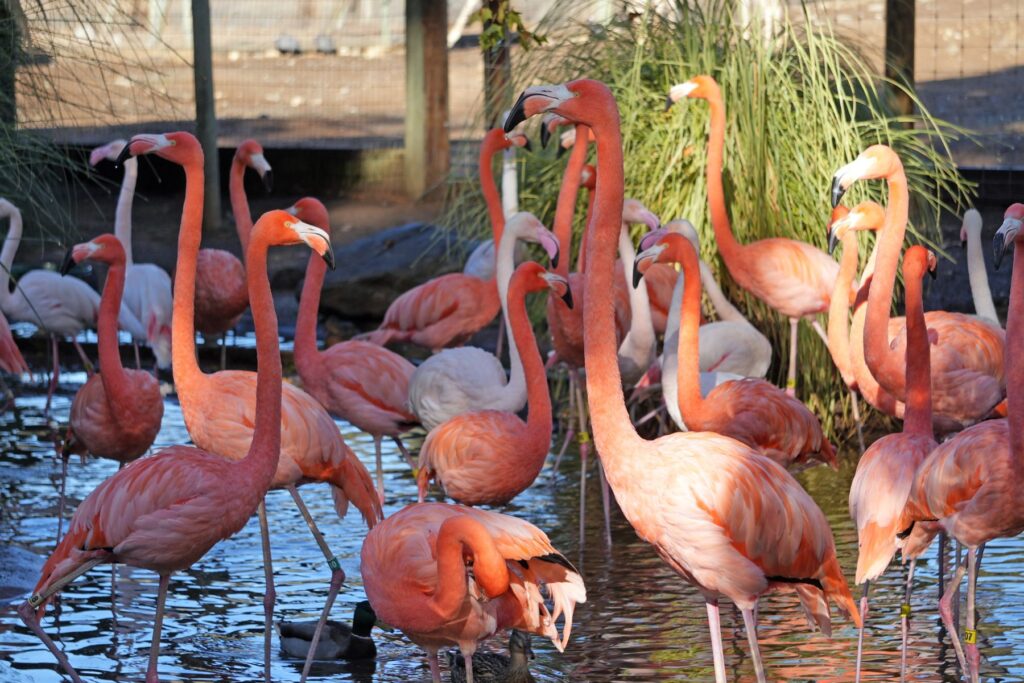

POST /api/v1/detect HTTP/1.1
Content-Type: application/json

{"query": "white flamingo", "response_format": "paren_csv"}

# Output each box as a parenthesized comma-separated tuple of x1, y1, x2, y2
(960, 208, 1000, 326)
(615, 199, 661, 385)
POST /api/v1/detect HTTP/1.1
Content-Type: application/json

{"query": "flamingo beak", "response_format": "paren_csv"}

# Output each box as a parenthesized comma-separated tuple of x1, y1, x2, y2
(828, 231, 839, 256)
(540, 122, 551, 149)
(542, 272, 572, 309)
(664, 93, 674, 112)
(633, 243, 666, 288)
(993, 217, 1022, 270)
(59, 248, 75, 276)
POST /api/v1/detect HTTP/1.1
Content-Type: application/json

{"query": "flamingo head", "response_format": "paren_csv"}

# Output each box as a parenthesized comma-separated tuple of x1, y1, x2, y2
(622, 199, 660, 232)
(235, 139, 273, 192)
(827, 201, 885, 255)
(284, 197, 330, 232)
(633, 232, 696, 288)
(831, 145, 903, 207)
(116, 132, 201, 167)
(959, 208, 982, 250)
(504, 212, 560, 270)
(89, 139, 128, 167)
(664, 219, 700, 249)
(517, 261, 572, 308)
(665, 74, 718, 110)
(904, 245, 938, 282)
(993, 203, 1024, 269)
(505, 81, 615, 133)
(504, 130, 531, 152)
(61, 234, 125, 275)
(255, 209, 335, 270)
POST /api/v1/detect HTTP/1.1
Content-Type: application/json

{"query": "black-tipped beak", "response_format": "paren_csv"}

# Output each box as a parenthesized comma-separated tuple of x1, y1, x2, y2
(59, 248, 75, 276)
(830, 176, 845, 208)
(540, 124, 551, 149)
(504, 92, 529, 133)
(322, 247, 336, 271)
(632, 261, 644, 288)
(550, 248, 559, 271)
(928, 266, 937, 281)
(664, 93, 674, 112)
(261, 169, 274, 193)
(993, 233, 1007, 270)
(114, 143, 134, 167)
(961, 239, 967, 251)
(560, 287, 573, 309)
(828, 232, 839, 256)
(521, 138, 532, 153)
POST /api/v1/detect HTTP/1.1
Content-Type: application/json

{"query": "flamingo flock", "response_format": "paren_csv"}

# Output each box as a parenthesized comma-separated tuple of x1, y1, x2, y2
(2, 73, 1020, 683)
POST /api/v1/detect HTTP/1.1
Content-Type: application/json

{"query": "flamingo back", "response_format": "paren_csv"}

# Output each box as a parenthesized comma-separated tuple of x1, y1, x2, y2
(123, 263, 173, 368)
(68, 369, 163, 463)
(731, 238, 839, 319)
(193, 248, 248, 336)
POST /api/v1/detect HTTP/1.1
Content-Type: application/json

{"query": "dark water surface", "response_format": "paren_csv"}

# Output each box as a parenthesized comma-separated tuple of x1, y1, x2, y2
(1, 375, 1023, 682)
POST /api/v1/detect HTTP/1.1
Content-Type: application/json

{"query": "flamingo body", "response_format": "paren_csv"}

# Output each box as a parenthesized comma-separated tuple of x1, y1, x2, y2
(407, 347, 508, 431)
(123, 263, 174, 366)
(194, 248, 248, 336)
(68, 370, 162, 461)
(4, 269, 144, 338)
(0, 311, 27, 374)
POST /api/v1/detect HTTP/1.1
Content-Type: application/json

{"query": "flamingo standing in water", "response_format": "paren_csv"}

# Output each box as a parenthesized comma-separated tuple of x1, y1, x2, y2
(845, 245, 939, 681)
(89, 139, 174, 369)
(118, 133, 382, 675)
(290, 196, 418, 502)
(0, 198, 146, 411)
(360, 502, 586, 683)
(635, 230, 836, 469)
(358, 129, 528, 352)
(667, 75, 841, 397)
(16, 209, 333, 683)
(831, 145, 1005, 432)
(417, 261, 570, 506)
(0, 311, 27, 375)
(896, 208, 1024, 682)
(507, 78, 859, 683)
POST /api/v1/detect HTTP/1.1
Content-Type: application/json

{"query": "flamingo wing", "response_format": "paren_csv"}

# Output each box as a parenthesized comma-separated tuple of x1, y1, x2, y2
(407, 346, 510, 430)
(0, 310, 27, 373)
(124, 263, 173, 368)
(320, 340, 417, 432)
(736, 238, 839, 318)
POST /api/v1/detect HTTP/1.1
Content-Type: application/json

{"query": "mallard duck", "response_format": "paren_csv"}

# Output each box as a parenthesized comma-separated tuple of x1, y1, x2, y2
(447, 630, 536, 683)
(278, 600, 377, 661)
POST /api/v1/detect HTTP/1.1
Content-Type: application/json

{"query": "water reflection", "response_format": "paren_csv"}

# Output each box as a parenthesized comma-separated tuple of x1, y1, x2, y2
(0, 375, 1023, 681)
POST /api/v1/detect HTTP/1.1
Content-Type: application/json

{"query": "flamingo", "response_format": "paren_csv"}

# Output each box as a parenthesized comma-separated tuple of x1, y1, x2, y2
(357, 129, 528, 352)
(89, 139, 174, 369)
(831, 145, 1005, 432)
(58, 235, 164, 540)
(117, 132, 382, 675)
(405, 212, 560, 432)
(290, 196, 418, 502)
(847, 245, 939, 681)
(416, 261, 570, 506)
(667, 75, 841, 397)
(0, 310, 27, 375)
(895, 208, 1024, 682)
(192, 139, 271, 363)
(960, 208, 1000, 325)
(506, 78, 859, 683)
(634, 230, 836, 469)
(360, 502, 586, 683)
(15, 208, 334, 683)
(0, 198, 146, 411)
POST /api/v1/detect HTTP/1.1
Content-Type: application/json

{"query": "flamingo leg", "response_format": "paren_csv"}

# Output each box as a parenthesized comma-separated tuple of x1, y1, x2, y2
(45, 335, 59, 415)
(575, 376, 589, 549)
(373, 434, 384, 504)
(786, 317, 799, 397)
(855, 581, 869, 683)
(938, 532, 947, 600)
(133, 342, 142, 370)
(465, 652, 475, 683)
(938, 551, 969, 673)
(55, 450, 68, 545)
(219, 335, 228, 371)
(72, 339, 94, 376)
(391, 436, 417, 471)
(966, 546, 982, 682)
(144, 573, 170, 683)
(17, 600, 85, 683)
(900, 560, 916, 683)
(551, 369, 576, 476)
(257, 500, 275, 682)
(705, 599, 727, 683)
(427, 648, 442, 683)
(299, 565, 345, 683)
(954, 541, 963, 626)
(741, 606, 767, 683)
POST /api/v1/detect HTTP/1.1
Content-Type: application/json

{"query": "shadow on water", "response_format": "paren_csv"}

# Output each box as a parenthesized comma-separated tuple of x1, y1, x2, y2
(0, 371, 1023, 681)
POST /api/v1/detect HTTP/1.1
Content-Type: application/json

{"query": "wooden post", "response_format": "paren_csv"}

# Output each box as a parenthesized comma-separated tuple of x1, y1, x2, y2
(405, 0, 449, 199)
(884, 0, 915, 119)
(483, 0, 512, 129)
(0, 2, 20, 126)
(192, 0, 221, 230)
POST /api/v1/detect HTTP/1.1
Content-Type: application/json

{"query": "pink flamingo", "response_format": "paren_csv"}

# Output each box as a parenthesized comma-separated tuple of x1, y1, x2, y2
(417, 261, 570, 506)
(846, 244, 938, 681)
(667, 75, 841, 396)
(507, 78, 859, 683)
(0, 311, 27, 375)
(635, 230, 836, 469)
(290, 196, 418, 501)
(357, 129, 527, 352)
(831, 145, 1005, 432)
(89, 139, 174, 369)
(897, 206, 1024, 682)
(118, 132, 382, 673)
(16, 208, 333, 683)
(360, 502, 586, 683)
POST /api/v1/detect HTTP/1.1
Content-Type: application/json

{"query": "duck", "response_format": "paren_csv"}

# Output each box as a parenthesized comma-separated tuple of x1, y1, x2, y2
(278, 600, 378, 661)
(446, 630, 536, 683)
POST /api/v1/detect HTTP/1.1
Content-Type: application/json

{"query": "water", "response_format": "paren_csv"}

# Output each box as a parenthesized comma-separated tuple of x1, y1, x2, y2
(1, 374, 1024, 682)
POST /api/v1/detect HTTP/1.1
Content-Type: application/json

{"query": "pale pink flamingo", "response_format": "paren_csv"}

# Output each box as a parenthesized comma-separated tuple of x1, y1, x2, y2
(896, 206, 1024, 682)
(831, 145, 1005, 432)
(360, 502, 586, 683)
(416, 261, 570, 506)
(89, 139, 174, 369)
(0, 310, 27, 375)
(290, 196, 418, 502)
(507, 79, 859, 683)
(635, 230, 836, 469)
(0, 198, 146, 411)
(118, 132, 382, 673)
(16, 208, 332, 683)
(960, 208, 1000, 325)
(847, 245, 939, 681)
(405, 212, 560, 432)
(667, 75, 841, 396)
(357, 129, 528, 352)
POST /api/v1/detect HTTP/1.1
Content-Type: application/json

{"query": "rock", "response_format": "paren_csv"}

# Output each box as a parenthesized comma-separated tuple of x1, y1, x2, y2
(0, 544, 43, 603)
(318, 222, 479, 321)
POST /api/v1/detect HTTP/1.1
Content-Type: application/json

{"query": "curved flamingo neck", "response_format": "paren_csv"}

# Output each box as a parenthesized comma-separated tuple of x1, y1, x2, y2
(431, 516, 510, 618)
(229, 154, 254, 256)
(577, 186, 595, 272)
(1007, 234, 1024, 455)
(671, 240, 709, 422)
(864, 168, 910, 398)
(700, 87, 743, 273)
(827, 233, 859, 388)
(171, 154, 206, 395)
(582, 88, 645, 459)
(238, 227, 283, 488)
(480, 130, 508, 254)
(294, 253, 326, 383)
(496, 226, 525, 398)
(850, 239, 904, 416)
(966, 225, 998, 324)
(507, 272, 551, 453)
(902, 258, 933, 438)
(0, 207, 22, 305)
(552, 126, 588, 277)
(114, 157, 138, 265)
(618, 224, 655, 357)
(96, 255, 133, 411)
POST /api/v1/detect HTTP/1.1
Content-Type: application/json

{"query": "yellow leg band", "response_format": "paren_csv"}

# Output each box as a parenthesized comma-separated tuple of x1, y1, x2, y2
(964, 628, 977, 644)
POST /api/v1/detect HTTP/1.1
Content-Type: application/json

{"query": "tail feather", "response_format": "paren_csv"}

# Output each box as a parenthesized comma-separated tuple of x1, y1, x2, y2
(32, 517, 110, 617)
(794, 583, 832, 637)
(330, 447, 383, 529)
(822, 553, 861, 629)
(855, 520, 897, 585)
